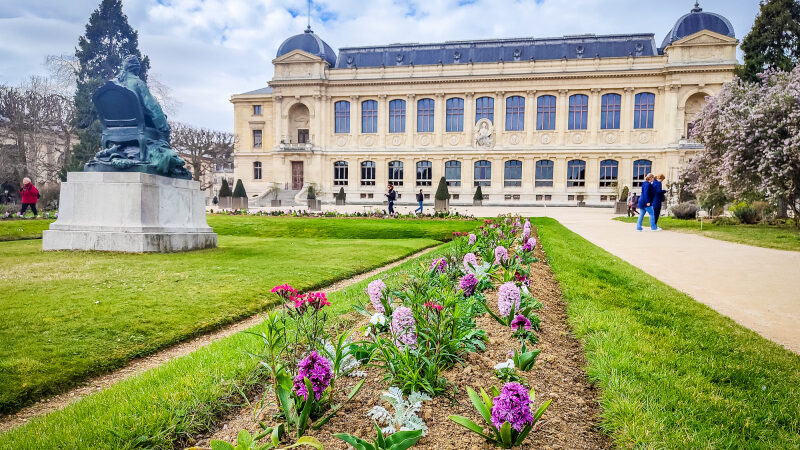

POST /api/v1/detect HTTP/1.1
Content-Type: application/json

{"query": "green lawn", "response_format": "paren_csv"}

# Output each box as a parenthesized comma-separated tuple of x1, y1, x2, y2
(0, 215, 476, 415)
(535, 217, 800, 448)
(614, 216, 800, 251)
(0, 219, 53, 241)
(0, 238, 460, 449)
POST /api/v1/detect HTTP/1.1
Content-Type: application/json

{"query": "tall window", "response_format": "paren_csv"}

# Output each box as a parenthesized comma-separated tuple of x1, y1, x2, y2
(416, 161, 432, 186)
(334, 161, 348, 186)
(632, 159, 652, 187)
(475, 96, 494, 123)
(253, 105, 262, 115)
(445, 160, 461, 187)
(446, 97, 464, 132)
(388, 160, 404, 186)
(474, 160, 492, 187)
(599, 159, 618, 188)
(504, 160, 522, 187)
(536, 95, 556, 130)
(634, 92, 655, 129)
(388, 99, 406, 133)
(600, 94, 621, 129)
(568, 94, 589, 130)
(417, 98, 435, 132)
(505, 96, 525, 131)
(252, 129, 262, 149)
(362, 100, 377, 133)
(334, 101, 350, 133)
(360, 161, 375, 186)
(253, 161, 262, 180)
(567, 160, 586, 187)
(535, 160, 554, 187)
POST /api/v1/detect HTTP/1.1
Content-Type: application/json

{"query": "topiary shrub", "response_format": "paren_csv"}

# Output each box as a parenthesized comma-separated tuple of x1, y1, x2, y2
(473, 185, 483, 201)
(620, 185, 629, 201)
(336, 187, 346, 201)
(730, 201, 759, 224)
(435, 177, 450, 201)
(671, 202, 699, 220)
(307, 185, 316, 200)
(232, 179, 247, 198)
(712, 216, 740, 226)
(218, 178, 232, 197)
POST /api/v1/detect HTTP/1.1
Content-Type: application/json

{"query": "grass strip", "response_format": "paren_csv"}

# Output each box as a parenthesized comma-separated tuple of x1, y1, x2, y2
(534, 217, 800, 448)
(0, 240, 455, 449)
(0, 219, 53, 241)
(613, 216, 800, 252)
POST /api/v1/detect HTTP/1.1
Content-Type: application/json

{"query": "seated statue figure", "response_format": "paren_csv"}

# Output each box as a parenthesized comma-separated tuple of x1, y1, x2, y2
(85, 54, 191, 179)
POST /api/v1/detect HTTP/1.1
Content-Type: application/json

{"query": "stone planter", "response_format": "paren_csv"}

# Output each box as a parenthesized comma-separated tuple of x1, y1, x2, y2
(270, 199, 282, 207)
(577, 201, 586, 207)
(614, 201, 627, 214)
(335, 198, 346, 206)
(232, 197, 248, 210)
(308, 199, 321, 211)
(434, 198, 449, 212)
(473, 199, 483, 206)
(218, 196, 232, 210)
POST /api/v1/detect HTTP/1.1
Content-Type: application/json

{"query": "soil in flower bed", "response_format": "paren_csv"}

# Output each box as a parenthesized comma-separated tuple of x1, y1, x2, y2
(193, 228, 611, 449)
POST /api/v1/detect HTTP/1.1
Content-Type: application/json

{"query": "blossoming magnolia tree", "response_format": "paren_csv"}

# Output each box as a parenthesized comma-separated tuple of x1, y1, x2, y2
(688, 68, 800, 226)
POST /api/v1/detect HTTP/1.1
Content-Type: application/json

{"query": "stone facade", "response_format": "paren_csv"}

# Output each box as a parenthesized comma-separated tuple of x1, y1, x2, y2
(231, 15, 737, 207)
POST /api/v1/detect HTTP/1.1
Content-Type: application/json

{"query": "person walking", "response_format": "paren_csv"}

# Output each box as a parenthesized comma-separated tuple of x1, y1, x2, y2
(385, 184, 397, 215)
(636, 173, 658, 231)
(415, 189, 424, 214)
(19, 177, 39, 217)
(626, 190, 636, 217)
(652, 174, 666, 229)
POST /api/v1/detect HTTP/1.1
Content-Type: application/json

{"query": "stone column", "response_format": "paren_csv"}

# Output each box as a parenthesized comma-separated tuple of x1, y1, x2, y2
(585, 156, 599, 195)
(378, 94, 387, 147)
(525, 90, 536, 145)
(553, 157, 567, 195)
(435, 93, 444, 146)
(465, 92, 475, 148)
(590, 88, 601, 145)
(320, 95, 330, 149)
(556, 89, 568, 145)
(655, 86, 666, 146)
(523, 155, 535, 193)
(668, 84, 683, 142)
(494, 91, 505, 147)
(274, 95, 283, 146)
(622, 87, 634, 145)
(464, 157, 475, 193)
(350, 95, 360, 145)
(312, 94, 322, 149)
(406, 94, 415, 149)
(492, 156, 503, 193)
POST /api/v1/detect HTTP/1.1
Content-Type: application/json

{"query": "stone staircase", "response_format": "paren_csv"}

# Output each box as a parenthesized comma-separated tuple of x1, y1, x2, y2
(249, 186, 300, 207)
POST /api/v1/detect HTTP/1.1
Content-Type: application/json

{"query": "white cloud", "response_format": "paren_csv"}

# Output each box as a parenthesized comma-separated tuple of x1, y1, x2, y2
(0, 0, 759, 131)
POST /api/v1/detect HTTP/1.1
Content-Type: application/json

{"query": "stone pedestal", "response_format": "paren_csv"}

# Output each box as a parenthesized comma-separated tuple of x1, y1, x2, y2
(43, 172, 217, 252)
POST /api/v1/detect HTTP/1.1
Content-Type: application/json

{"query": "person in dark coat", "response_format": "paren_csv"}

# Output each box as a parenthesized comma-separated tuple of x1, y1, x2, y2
(385, 184, 397, 215)
(415, 189, 424, 214)
(19, 177, 39, 217)
(636, 173, 658, 231)
(652, 174, 667, 229)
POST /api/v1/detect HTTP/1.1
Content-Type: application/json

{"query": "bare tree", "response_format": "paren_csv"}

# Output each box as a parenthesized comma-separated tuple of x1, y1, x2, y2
(169, 121, 234, 190)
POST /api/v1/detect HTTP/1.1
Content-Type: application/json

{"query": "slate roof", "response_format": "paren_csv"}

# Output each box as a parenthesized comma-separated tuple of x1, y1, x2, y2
(333, 33, 659, 69)
(240, 87, 273, 95)
(276, 26, 337, 66)
(661, 4, 735, 48)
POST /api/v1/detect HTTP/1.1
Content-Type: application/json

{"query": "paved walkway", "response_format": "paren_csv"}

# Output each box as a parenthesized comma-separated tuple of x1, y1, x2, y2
(305, 204, 800, 353)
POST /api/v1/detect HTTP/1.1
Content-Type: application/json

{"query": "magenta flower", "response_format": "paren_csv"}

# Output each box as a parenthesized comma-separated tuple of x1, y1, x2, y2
(390, 306, 417, 348)
(490, 382, 535, 432)
(463, 252, 478, 271)
(459, 273, 478, 296)
(497, 282, 521, 317)
(271, 283, 298, 300)
(293, 351, 333, 401)
(510, 314, 532, 331)
(494, 246, 509, 265)
(367, 279, 387, 313)
(424, 301, 443, 311)
(468, 233, 476, 245)
(430, 257, 448, 273)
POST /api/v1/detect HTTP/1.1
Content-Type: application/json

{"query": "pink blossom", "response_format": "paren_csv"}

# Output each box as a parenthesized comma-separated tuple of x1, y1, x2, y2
(497, 282, 521, 317)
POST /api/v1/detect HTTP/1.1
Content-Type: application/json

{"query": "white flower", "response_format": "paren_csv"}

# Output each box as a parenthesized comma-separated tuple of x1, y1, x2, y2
(370, 313, 387, 325)
(494, 359, 515, 370)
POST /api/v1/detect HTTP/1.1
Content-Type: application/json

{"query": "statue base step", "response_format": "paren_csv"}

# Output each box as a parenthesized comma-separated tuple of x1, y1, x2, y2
(43, 171, 217, 253)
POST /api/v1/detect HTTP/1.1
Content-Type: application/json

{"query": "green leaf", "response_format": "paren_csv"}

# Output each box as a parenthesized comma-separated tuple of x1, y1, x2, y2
(514, 424, 533, 446)
(374, 422, 386, 448)
(333, 433, 374, 450)
(270, 424, 283, 446)
(384, 429, 423, 450)
(287, 436, 324, 449)
(276, 385, 297, 425)
(499, 422, 513, 447)
(533, 399, 552, 422)
(297, 379, 314, 437)
(237, 429, 253, 448)
(448, 415, 494, 441)
(210, 440, 236, 450)
(467, 387, 492, 424)
(479, 388, 494, 411)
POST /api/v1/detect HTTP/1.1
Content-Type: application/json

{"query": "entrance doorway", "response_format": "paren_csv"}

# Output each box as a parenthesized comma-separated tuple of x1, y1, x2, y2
(291, 161, 303, 190)
(297, 129, 309, 144)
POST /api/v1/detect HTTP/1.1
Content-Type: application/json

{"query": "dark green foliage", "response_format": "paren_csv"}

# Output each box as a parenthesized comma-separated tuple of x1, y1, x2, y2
(730, 202, 760, 224)
(336, 187, 346, 201)
(473, 185, 483, 201)
(620, 186, 629, 200)
(671, 202, 699, 220)
(218, 178, 232, 197)
(434, 177, 450, 201)
(307, 185, 316, 200)
(232, 179, 247, 198)
(736, 0, 800, 82)
(72, 0, 151, 170)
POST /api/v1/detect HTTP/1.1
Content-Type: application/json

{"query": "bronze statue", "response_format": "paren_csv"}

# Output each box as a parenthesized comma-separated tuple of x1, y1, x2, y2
(85, 55, 191, 179)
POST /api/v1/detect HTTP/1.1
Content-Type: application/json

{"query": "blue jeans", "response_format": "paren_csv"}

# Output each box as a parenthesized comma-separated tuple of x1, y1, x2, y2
(388, 201, 394, 214)
(636, 205, 658, 230)
(415, 201, 423, 213)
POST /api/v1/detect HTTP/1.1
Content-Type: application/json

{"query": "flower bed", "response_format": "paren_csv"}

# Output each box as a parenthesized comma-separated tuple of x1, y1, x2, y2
(197, 217, 609, 449)
(210, 209, 475, 220)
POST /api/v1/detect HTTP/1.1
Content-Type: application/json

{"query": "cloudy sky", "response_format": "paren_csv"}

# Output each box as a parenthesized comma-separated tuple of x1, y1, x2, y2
(0, 0, 759, 132)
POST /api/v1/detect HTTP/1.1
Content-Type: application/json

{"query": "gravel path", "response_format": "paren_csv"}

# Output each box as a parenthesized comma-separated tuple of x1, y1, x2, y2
(0, 246, 437, 433)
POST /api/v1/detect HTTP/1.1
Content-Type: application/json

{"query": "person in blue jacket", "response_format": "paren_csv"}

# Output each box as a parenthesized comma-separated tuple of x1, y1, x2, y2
(652, 174, 667, 229)
(636, 173, 659, 231)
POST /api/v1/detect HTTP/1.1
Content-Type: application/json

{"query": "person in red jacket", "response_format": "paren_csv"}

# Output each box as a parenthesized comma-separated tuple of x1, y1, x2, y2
(19, 177, 39, 217)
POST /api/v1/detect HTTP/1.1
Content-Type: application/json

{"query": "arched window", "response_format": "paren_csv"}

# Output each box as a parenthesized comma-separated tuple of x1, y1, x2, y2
(334, 161, 348, 186)
(475, 96, 494, 123)
(632, 159, 652, 187)
(253, 161, 262, 180)
(505, 96, 525, 131)
(600, 94, 621, 129)
(599, 159, 618, 188)
(474, 160, 492, 187)
(360, 161, 375, 186)
(417, 98, 435, 132)
(446, 97, 464, 132)
(388, 160, 404, 186)
(634, 92, 655, 129)
(388, 99, 406, 133)
(361, 100, 377, 133)
(536, 95, 556, 131)
(504, 160, 523, 187)
(445, 160, 461, 187)
(334, 100, 350, 133)
(567, 160, 586, 187)
(535, 160, 554, 187)
(568, 94, 588, 130)
(416, 161, 432, 186)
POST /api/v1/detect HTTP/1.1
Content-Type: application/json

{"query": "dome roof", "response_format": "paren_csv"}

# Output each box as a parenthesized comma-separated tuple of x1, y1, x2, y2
(276, 26, 337, 66)
(661, 2, 735, 49)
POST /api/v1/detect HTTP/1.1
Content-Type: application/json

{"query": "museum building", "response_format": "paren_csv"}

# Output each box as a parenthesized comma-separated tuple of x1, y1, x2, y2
(230, 3, 738, 206)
